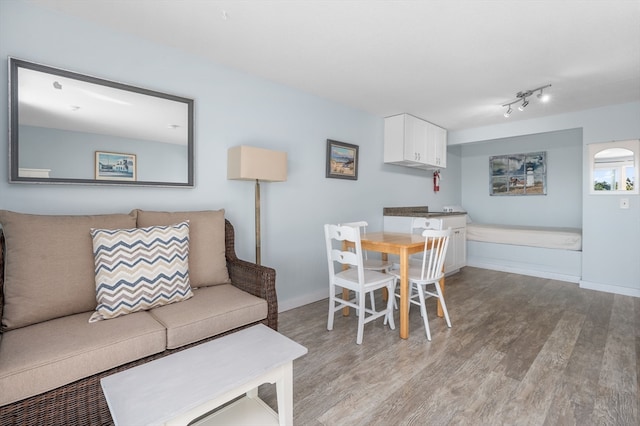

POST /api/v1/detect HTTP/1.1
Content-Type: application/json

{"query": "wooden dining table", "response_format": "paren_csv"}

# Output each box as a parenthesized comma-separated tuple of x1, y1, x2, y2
(344, 231, 445, 339)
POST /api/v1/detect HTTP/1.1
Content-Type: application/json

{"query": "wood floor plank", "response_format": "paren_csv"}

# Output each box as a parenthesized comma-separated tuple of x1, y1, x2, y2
(448, 363, 521, 425)
(258, 267, 639, 425)
(500, 310, 585, 425)
(543, 289, 614, 424)
(591, 295, 639, 425)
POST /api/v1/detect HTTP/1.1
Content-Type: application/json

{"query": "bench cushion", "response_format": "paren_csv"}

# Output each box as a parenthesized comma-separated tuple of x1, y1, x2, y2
(135, 209, 230, 288)
(0, 310, 166, 406)
(150, 284, 268, 349)
(0, 210, 138, 331)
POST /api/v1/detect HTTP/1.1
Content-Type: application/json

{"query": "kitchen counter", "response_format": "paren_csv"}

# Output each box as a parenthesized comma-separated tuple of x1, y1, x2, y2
(383, 206, 466, 218)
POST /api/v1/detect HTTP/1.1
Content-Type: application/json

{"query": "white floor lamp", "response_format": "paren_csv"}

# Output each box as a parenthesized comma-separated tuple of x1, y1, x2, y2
(227, 145, 287, 265)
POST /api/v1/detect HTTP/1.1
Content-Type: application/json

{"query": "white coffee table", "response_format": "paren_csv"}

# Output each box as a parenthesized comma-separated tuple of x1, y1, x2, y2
(101, 324, 307, 426)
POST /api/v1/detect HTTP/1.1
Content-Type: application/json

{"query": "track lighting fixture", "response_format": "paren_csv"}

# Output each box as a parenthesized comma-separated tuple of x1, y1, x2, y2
(502, 84, 551, 118)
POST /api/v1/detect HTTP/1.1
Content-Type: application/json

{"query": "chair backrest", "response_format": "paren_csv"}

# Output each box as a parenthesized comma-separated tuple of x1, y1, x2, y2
(411, 217, 443, 234)
(324, 224, 365, 282)
(419, 228, 451, 282)
(339, 221, 369, 258)
(340, 221, 368, 234)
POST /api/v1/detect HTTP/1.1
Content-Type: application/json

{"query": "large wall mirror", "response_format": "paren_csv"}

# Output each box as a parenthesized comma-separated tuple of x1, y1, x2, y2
(9, 57, 194, 186)
(588, 139, 639, 194)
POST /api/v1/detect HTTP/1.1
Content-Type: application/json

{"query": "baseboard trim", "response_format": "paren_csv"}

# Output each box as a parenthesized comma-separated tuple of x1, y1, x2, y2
(579, 280, 640, 298)
(279, 289, 327, 312)
(466, 259, 581, 283)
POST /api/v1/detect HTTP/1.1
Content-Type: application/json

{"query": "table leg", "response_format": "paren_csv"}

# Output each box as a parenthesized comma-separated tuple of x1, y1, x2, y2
(276, 362, 294, 426)
(435, 248, 446, 318)
(341, 241, 350, 316)
(382, 252, 389, 301)
(437, 276, 445, 318)
(399, 248, 409, 339)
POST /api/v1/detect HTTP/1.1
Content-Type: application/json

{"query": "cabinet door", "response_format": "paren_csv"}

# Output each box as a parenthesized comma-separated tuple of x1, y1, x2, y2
(445, 227, 465, 273)
(405, 115, 428, 164)
(424, 122, 447, 168)
(433, 125, 447, 168)
(453, 227, 466, 269)
(444, 228, 457, 272)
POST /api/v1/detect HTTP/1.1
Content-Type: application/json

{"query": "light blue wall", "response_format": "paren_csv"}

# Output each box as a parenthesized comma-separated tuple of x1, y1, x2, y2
(460, 128, 583, 228)
(450, 102, 640, 296)
(0, 1, 462, 310)
(20, 126, 187, 182)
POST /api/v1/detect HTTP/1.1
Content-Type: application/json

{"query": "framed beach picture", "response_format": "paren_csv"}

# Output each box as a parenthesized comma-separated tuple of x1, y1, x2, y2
(490, 151, 546, 196)
(95, 151, 137, 181)
(326, 139, 358, 180)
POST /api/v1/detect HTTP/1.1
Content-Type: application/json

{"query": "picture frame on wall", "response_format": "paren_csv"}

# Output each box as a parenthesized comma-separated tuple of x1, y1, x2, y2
(490, 151, 546, 196)
(95, 151, 137, 181)
(326, 139, 358, 180)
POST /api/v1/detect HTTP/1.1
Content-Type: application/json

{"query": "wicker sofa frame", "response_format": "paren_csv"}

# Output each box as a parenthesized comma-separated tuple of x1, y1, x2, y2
(0, 219, 278, 426)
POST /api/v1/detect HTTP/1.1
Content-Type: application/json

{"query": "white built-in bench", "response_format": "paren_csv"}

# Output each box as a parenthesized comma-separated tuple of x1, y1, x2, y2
(466, 223, 582, 283)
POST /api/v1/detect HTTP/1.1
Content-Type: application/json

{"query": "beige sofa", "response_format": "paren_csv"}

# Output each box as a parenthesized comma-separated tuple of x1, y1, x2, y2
(0, 209, 278, 426)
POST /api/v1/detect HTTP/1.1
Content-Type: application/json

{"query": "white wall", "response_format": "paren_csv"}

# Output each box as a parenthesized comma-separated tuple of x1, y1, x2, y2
(450, 102, 640, 296)
(0, 1, 462, 311)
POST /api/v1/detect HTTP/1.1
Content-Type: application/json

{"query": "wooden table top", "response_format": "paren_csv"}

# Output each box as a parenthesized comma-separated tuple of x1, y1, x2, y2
(360, 232, 426, 255)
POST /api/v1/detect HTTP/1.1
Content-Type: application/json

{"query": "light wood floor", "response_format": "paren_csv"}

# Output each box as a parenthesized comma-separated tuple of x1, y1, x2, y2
(260, 267, 640, 425)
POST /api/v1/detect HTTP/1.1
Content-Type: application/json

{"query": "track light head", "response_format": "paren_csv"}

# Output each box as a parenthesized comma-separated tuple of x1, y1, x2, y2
(537, 90, 550, 102)
(504, 106, 512, 118)
(518, 99, 529, 111)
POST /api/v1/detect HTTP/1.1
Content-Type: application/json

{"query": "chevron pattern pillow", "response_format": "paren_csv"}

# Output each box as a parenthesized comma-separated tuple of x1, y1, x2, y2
(89, 221, 193, 322)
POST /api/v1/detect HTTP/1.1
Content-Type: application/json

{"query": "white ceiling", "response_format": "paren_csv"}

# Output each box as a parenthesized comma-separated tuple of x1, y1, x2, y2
(27, 0, 640, 131)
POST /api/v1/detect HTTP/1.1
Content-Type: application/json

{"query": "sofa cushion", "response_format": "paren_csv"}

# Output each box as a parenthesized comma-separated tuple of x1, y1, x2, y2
(150, 284, 267, 349)
(0, 210, 138, 331)
(0, 310, 166, 407)
(90, 221, 193, 322)
(135, 209, 230, 288)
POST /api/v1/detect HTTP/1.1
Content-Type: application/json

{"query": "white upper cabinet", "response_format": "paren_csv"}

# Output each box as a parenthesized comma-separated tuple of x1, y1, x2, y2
(384, 113, 447, 169)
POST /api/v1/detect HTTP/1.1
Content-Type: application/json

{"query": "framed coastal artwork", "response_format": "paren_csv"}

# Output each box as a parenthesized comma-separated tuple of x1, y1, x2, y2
(490, 151, 546, 196)
(326, 139, 358, 180)
(95, 151, 137, 181)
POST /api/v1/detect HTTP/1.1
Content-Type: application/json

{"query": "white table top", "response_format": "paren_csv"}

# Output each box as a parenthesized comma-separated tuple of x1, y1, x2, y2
(101, 324, 307, 426)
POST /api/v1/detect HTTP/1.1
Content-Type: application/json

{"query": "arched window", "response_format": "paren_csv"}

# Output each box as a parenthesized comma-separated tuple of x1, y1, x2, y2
(588, 140, 639, 194)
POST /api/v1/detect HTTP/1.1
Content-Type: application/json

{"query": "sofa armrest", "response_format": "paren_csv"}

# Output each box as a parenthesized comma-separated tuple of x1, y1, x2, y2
(224, 220, 278, 330)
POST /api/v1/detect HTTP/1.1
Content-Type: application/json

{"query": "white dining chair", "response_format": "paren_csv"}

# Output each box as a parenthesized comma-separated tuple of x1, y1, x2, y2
(340, 221, 392, 311)
(408, 217, 443, 263)
(386, 217, 443, 313)
(389, 217, 443, 270)
(340, 221, 392, 272)
(389, 228, 452, 340)
(324, 223, 396, 344)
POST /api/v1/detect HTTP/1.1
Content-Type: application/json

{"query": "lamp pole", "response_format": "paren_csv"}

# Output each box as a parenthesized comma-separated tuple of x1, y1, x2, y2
(255, 179, 261, 265)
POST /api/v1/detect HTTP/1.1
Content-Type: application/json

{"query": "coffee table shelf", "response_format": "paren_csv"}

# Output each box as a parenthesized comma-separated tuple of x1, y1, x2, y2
(192, 395, 279, 425)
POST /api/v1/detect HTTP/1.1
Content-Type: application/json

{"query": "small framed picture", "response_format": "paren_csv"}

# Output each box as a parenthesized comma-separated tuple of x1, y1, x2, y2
(326, 139, 358, 180)
(95, 151, 137, 181)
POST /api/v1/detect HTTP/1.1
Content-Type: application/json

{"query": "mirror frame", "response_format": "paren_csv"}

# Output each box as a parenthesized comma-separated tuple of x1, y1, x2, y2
(9, 57, 194, 187)
(588, 139, 639, 195)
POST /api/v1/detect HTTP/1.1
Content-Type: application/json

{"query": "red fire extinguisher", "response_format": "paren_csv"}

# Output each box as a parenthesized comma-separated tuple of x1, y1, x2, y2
(433, 170, 440, 192)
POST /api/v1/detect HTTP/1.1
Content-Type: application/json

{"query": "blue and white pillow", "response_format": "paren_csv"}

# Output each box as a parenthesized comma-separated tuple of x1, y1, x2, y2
(89, 221, 192, 322)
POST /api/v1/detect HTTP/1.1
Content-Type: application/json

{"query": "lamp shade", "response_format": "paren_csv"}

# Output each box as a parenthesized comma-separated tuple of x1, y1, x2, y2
(227, 146, 287, 182)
